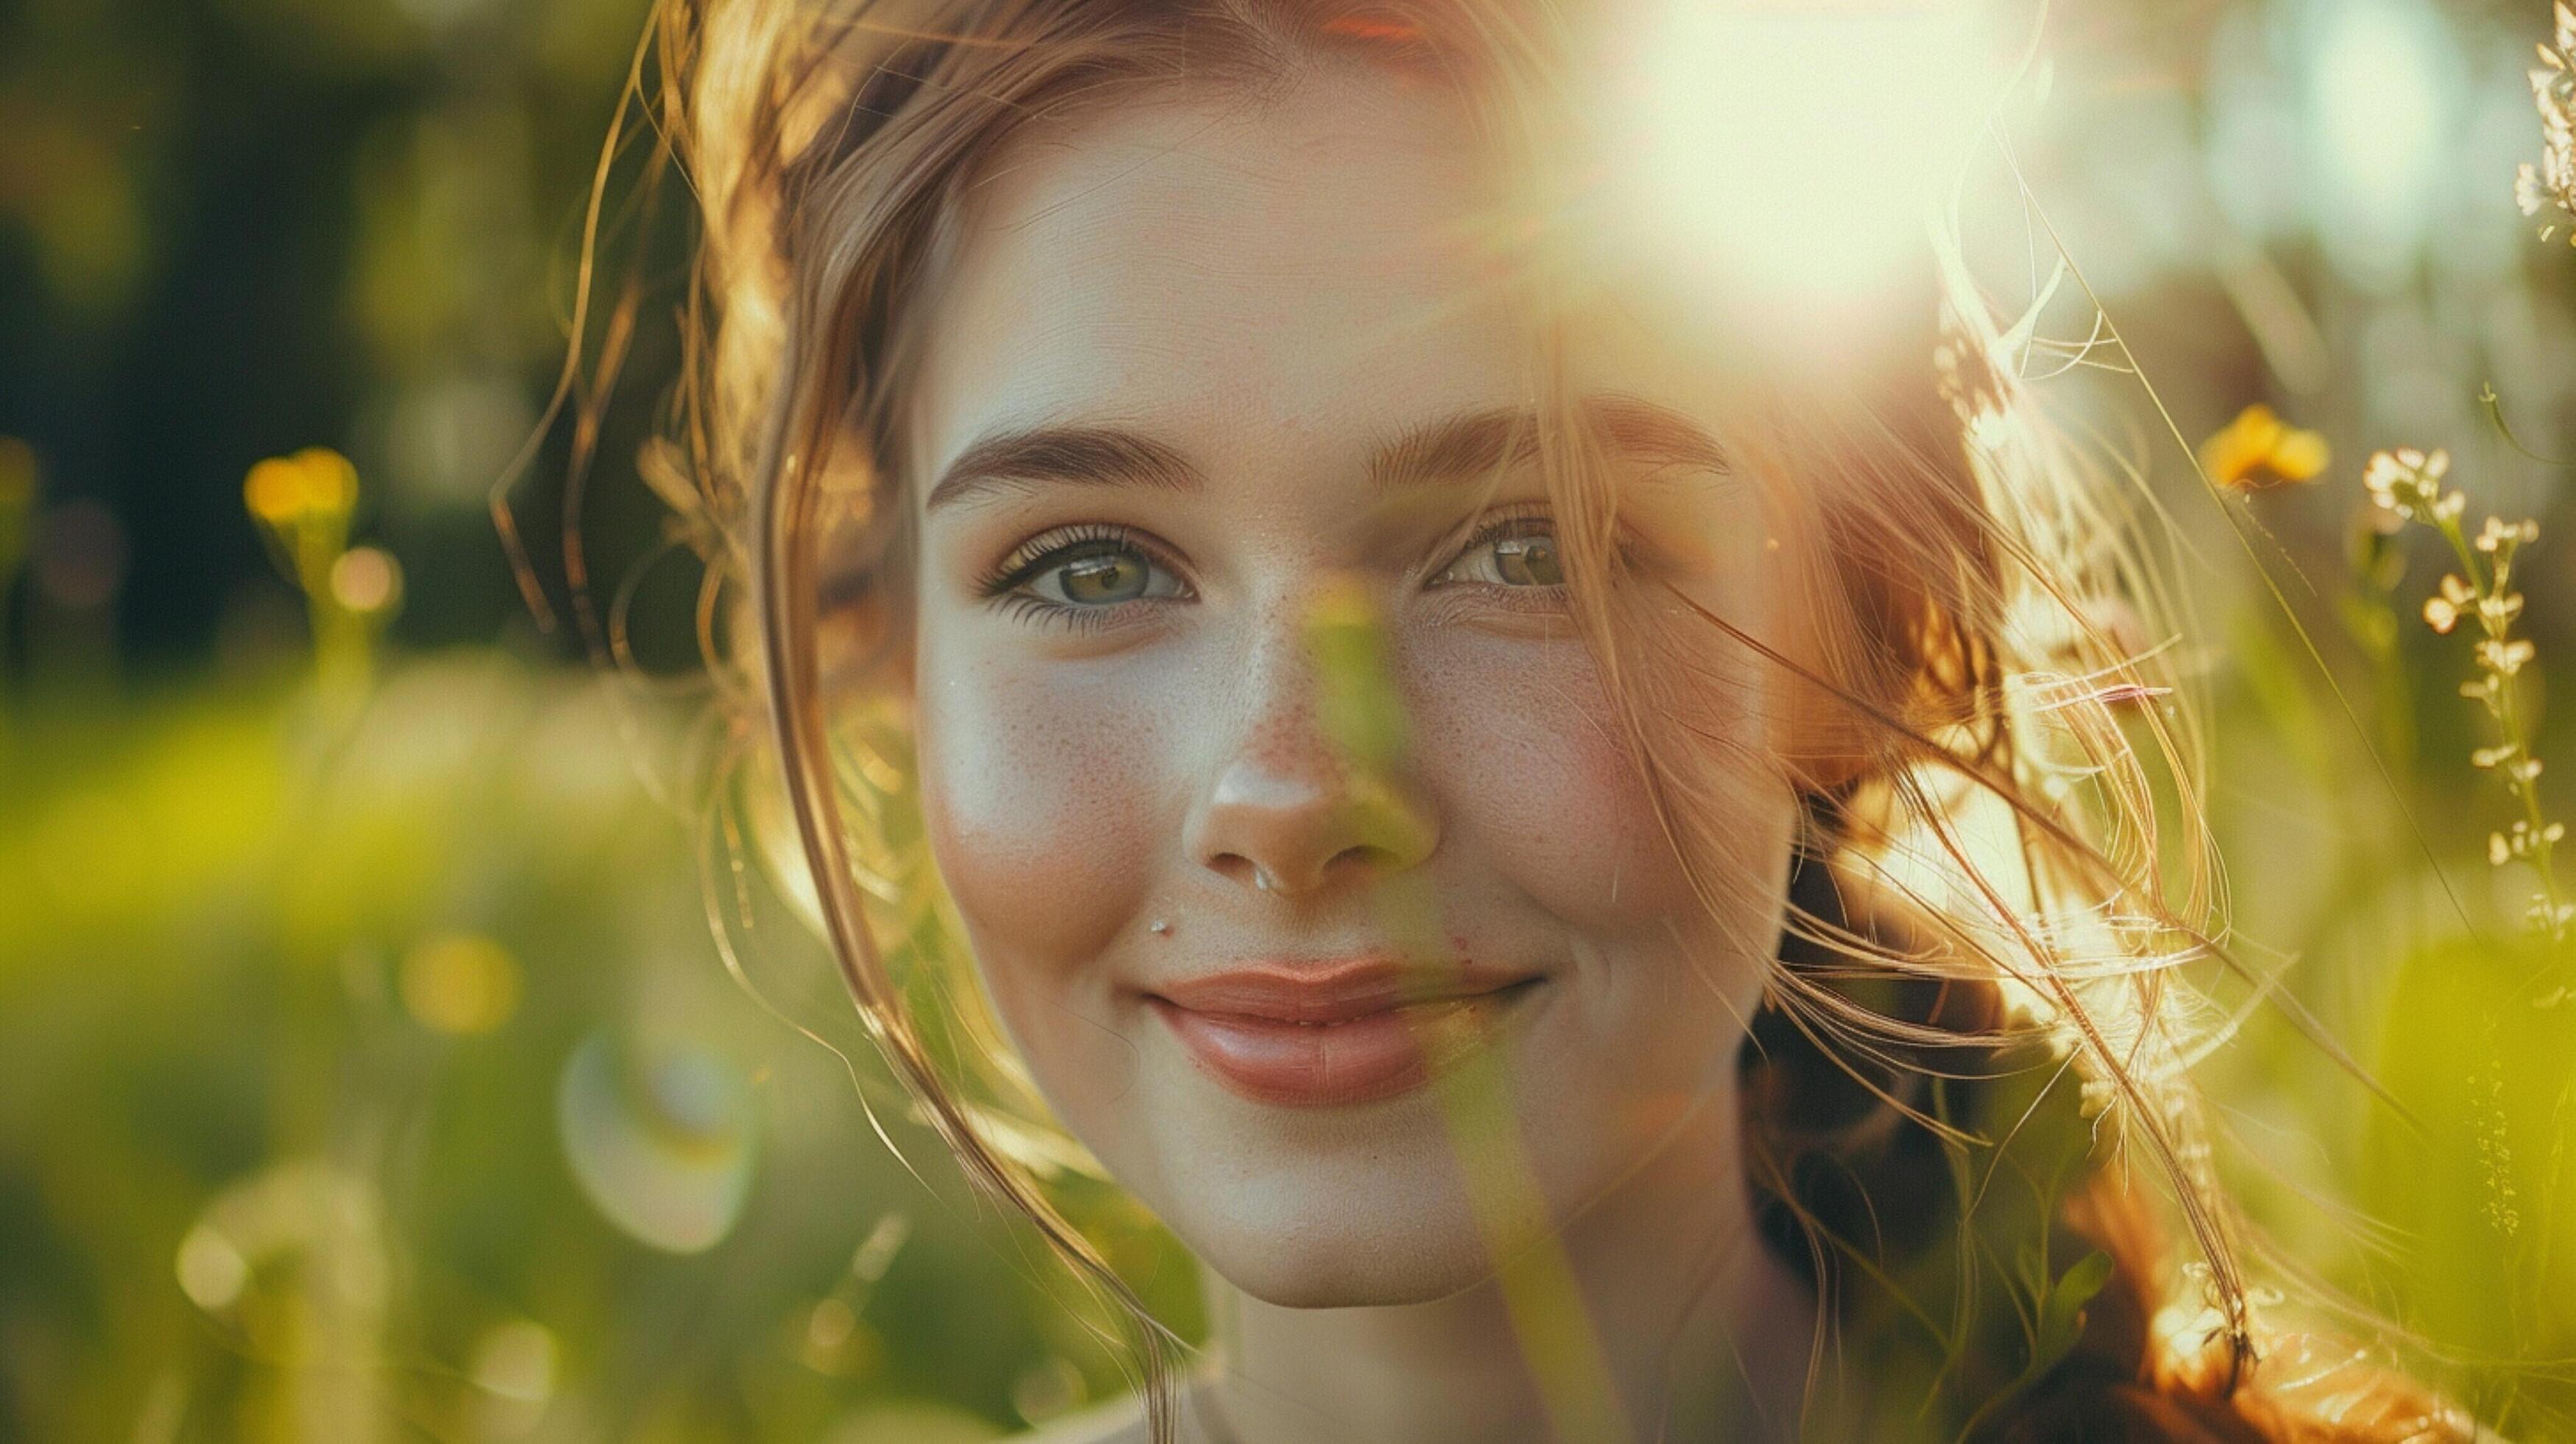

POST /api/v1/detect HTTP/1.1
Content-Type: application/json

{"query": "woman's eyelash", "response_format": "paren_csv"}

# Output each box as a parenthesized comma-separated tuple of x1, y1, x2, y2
(986, 589, 1126, 633)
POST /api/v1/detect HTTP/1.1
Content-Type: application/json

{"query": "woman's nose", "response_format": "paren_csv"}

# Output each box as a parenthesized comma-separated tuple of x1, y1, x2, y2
(1182, 614, 1437, 900)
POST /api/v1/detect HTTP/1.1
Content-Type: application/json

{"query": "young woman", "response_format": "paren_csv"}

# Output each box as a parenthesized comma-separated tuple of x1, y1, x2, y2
(606, 0, 2478, 1437)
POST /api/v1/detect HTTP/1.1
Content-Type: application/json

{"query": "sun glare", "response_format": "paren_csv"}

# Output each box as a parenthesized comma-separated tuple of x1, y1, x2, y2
(1588, 0, 2012, 334)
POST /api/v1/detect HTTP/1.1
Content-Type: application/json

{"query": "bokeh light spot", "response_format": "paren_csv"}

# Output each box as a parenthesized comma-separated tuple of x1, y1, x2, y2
(399, 932, 520, 1035)
(329, 545, 404, 617)
(174, 1224, 250, 1313)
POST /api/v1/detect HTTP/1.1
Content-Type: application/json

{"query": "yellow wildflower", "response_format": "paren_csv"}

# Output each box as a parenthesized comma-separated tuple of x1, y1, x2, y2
(2198, 404, 2331, 491)
(242, 447, 358, 528)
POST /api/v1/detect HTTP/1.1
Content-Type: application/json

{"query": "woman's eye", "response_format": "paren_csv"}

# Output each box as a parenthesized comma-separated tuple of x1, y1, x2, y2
(1436, 520, 1566, 589)
(1041, 544, 1159, 604)
(986, 532, 1189, 617)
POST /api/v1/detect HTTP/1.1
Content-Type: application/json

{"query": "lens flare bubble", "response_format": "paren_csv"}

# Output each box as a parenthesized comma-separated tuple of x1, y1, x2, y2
(1011, 1356, 1087, 1426)
(557, 1029, 758, 1254)
(171, 1161, 390, 1336)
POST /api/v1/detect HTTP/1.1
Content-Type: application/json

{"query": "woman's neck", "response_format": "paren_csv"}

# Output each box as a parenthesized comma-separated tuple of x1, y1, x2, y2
(1198, 1090, 1818, 1444)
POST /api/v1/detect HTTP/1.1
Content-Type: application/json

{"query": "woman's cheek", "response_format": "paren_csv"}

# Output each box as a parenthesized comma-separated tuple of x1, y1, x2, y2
(913, 645, 1165, 1004)
(1405, 637, 1678, 929)
(1408, 630, 1768, 938)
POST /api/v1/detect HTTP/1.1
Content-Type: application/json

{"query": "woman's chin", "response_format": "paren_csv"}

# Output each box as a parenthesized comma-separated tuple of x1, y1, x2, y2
(1145, 1152, 1554, 1309)
(1191, 1227, 1500, 1311)
(1091, 1060, 1555, 1309)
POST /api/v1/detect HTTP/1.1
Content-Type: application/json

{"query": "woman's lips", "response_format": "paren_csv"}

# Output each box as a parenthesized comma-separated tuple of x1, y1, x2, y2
(1145, 960, 1539, 1107)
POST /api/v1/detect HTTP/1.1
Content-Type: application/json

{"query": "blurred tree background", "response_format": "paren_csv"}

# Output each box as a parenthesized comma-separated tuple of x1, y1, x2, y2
(6, 0, 2576, 1438)
(0, 0, 1195, 1438)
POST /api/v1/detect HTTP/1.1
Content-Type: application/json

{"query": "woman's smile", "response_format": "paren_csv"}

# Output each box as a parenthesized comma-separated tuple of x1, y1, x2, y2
(1142, 956, 1548, 1108)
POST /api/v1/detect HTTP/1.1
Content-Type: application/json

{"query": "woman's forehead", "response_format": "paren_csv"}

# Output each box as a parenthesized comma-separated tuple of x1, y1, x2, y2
(903, 69, 1759, 498)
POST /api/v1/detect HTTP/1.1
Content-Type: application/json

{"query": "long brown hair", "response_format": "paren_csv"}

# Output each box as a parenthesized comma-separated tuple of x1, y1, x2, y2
(544, 1, 2474, 1437)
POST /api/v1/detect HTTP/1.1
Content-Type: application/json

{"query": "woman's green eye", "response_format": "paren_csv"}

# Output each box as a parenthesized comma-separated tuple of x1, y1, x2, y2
(1439, 521, 1566, 589)
(1014, 539, 1187, 609)
(1489, 533, 1563, 586)
(1059, 548, 1151, 603)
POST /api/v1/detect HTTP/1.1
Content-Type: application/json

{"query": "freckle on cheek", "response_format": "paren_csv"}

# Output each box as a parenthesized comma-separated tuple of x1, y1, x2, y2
(919, 686, 1162, 980)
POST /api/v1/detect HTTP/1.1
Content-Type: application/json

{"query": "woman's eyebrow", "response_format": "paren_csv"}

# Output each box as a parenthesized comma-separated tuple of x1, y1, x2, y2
(922, 393, 1730, 515)
(1366, 394, 1730, 491)
(924, 426, 1200, 514)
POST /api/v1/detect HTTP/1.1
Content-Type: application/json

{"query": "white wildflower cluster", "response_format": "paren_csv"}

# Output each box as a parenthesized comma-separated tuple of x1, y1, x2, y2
(2362, 448, 2571, 940)
(2489, 819, 2566, 866)
(2362, 447, 2463, 524)
(2520, 3, 2576, 242)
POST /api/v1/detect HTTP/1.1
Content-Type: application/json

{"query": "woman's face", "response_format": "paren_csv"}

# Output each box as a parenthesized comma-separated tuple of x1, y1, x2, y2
(902, 63, 1799, 1306)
